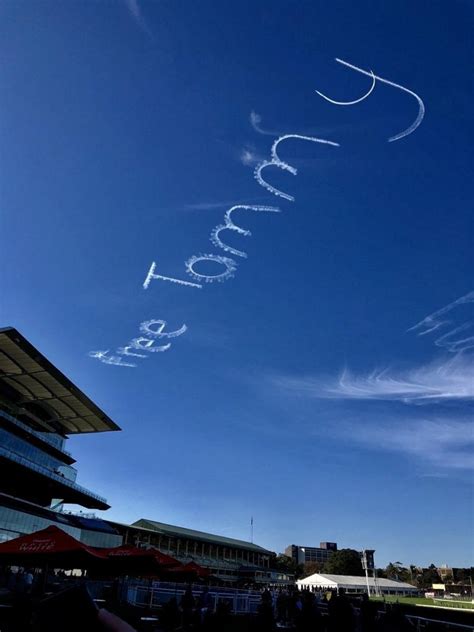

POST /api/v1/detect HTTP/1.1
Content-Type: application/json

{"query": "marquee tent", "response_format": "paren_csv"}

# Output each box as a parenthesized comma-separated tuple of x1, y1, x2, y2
(297, 573, 419, 596)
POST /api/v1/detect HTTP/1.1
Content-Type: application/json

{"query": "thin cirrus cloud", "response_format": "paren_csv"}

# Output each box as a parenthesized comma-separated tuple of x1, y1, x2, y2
(338, 417, 474, 470)
(240, 146, 265, 166)
(184, 199, 267, 211)
(275, 354, 474, 403)
(123, 0, 152, 36)
(408, 290, 474, 353)
(250, 111, 281, 136)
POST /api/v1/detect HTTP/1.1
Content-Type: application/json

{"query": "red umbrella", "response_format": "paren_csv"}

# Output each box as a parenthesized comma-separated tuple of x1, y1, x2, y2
(167, 561, 211, 580)
(105, 545, 178, 565)
(148, 548, 181, 567)
(181, 562, 210, 578)
(92, 544, 180, 577)
(0, 526, 107, 568)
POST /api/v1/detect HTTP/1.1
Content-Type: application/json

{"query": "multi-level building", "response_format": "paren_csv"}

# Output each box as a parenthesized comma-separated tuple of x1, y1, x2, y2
(285, 542, 337, 566)
(108, 519, 290, 585)
(0, 327, 122, 547)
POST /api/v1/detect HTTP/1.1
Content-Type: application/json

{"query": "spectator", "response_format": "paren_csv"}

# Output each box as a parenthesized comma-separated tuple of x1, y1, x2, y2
(181, 585, 195, 629)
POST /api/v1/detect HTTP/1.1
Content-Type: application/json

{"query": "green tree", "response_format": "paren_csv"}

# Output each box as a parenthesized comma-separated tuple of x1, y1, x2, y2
(301, 561, 323, 578)
(322, 549, 364, 576)
(272, 554, 304, 578)
(453, 568, 474, 584)
(419, 564, 441, 589)
(386, 561, 411, 583)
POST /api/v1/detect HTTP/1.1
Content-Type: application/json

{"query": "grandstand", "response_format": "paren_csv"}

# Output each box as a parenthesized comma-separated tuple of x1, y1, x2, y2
(0, 327, 122, 547)
(107, 518, 291, 584)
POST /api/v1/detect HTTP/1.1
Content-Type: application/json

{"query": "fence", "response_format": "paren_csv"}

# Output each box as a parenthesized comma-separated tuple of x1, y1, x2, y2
(87, 580, 474, 630)
(404, 614, 474, 631)
(126, 580, 262, 615)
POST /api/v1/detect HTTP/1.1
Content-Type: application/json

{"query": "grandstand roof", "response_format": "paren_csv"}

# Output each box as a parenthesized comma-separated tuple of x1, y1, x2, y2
(0, 327, 120, 434)
(132, 519, 271, 554)
(297, 573, 417, 590)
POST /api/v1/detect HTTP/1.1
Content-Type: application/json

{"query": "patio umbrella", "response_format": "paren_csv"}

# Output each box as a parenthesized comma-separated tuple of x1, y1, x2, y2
(93, 544, 180, 577)
(0, 525, 107, 569)
(165, 561, 211, 581)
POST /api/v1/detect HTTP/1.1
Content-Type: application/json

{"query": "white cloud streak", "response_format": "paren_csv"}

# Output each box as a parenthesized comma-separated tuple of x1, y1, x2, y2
(316, 69, 376, 105)
(240, 148, 264, 166)
(408, 291, 474, 353)
(254, 134, 339, 202)
(315, 57, 425, 142)
(184, 199, 263, 211)
(341, 417, 474, 470)
(275, 355, 474, 403)
(250, 111, 281, 136)
(123, 0, 152, 36)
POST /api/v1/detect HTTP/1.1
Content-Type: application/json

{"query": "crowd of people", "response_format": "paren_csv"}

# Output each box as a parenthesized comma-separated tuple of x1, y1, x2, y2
(159, 586, 233, 631)
(0, 570, 454, 631)
(257, 587, 414, 631)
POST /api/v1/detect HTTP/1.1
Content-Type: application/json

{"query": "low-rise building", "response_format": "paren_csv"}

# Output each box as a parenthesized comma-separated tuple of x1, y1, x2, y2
(285, 542, 337, 566)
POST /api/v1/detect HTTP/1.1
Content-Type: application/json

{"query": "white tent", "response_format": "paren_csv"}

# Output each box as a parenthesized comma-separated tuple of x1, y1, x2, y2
(297, 573, 418, 596)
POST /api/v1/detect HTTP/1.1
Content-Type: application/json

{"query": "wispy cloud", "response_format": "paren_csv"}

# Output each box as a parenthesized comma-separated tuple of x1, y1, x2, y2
(184, 198, 268, 211)
(250, 111, 281, 136)
(274, 355, 474, 403)
(338, 417, 473, 470)
(408, 291, 474, 353)
(239, 146, 265, 166)
(123, 0, 152, 36)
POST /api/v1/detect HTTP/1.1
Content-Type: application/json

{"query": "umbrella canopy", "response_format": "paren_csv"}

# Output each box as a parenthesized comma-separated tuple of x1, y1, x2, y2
(106, 545, 178, 567)
(91, 544, 180, 577)
(181, 562, 211, 578)
(166, 561, 211, 580)
(0, 526, 107, 568)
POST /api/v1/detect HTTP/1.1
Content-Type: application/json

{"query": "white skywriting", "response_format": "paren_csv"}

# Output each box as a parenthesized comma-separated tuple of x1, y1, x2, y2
(315, 57, 425, 142)
(90, 57, 425, 367)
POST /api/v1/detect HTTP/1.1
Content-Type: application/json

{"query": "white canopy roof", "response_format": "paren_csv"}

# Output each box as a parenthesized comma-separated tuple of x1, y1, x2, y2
(297, 573, 417, 591)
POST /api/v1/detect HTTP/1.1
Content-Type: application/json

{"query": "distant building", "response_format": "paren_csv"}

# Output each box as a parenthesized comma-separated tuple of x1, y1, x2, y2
(285, 542, 337, 566)
(0, 327, 122, 547)
(297, 573, 419, 596)
(108, 518, 290, 585)
(438, 565, 454, 580)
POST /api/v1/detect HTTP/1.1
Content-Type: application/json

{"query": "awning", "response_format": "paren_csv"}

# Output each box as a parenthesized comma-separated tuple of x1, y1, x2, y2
(0, 328, 120, 435)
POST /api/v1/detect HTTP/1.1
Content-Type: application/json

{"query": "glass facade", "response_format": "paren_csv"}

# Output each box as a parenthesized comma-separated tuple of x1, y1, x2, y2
(0, 428, 77, 481)
(0, 505, 121, 548)
(0, 328, 122, 552)
(0, 409, 69, 455)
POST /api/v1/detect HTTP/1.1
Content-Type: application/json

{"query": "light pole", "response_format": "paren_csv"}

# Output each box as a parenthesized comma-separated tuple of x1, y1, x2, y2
(361, 550, 378, 596)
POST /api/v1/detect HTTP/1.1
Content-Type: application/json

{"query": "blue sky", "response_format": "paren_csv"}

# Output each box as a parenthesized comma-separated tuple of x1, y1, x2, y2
(1, 0, 473, 567)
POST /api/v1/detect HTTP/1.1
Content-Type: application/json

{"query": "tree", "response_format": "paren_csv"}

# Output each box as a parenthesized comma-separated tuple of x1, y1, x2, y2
(453, 568, 474, 584)
(272, 554, 304, 578)
(322, 549, 364, 576)
(301, 561, 323, 578)
(386, 562, 411, 583)
(419, 564, 441, 589)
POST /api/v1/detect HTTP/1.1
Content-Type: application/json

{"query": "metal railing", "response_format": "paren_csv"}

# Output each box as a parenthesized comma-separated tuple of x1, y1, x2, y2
(0, 409, 72, 456)
(126, 581, 262, 615)
(105, 581, 474, 630)
(0, 446, 107, 505)
(404, 614, 474, 631)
